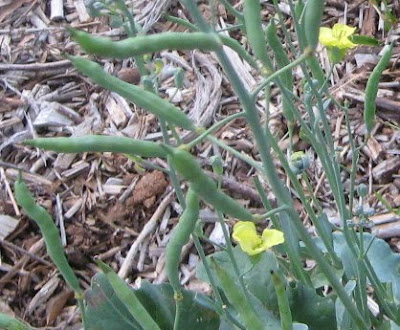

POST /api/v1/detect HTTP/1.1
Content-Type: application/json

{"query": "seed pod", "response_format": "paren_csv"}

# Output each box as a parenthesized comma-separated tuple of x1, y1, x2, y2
(24, 135, 168, 158)
(271, 270, 292, 330)
(166, 188, 199, 295)
(364, 43, 393, 134)
(243, 0, 272, 68)
(212, 259, 264, 330)
(68, 56, 196, 131)
(304, 0, 326, 50)
(14, 176, 81, 293)
(165, 146, 254, 220)
(265, 21, 294, 123)
(69, 29, 221, 58)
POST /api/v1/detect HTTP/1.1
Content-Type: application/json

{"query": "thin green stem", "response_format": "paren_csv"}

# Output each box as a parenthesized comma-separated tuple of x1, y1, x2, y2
(187, 112, 245, 149)
(165, 15, 198, 31)
(218, 0, 244, 21)
(160, 119, 186, 207)
(206, 135, 263, 172)
(251, 51, 311, 100)
(114, 0, 148, 76)
(258, 205, 291, 220)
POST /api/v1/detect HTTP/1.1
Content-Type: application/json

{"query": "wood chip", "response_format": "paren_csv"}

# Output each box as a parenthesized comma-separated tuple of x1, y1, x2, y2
(372, 156, 400, 183)
(0, 215, 19, 239)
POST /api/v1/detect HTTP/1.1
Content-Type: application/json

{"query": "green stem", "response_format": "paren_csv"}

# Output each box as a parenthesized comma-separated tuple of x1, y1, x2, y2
(258, 205, 291, 220)
(206, 135, 263, 171)
(160, 119, 186, 208)
(251, 51, 311, 100)
(187, 112, 245, 149)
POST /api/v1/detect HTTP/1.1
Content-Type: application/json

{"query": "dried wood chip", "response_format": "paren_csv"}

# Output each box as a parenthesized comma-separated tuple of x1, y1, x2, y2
(27, 276, 60, 314)
(105, 93, 128, 127)
(61, 162, 90, 179)
(0, 0, 30, 23)
(0, 215, 19, 239)
(372, 156, 400, 183)
(46, 290, 74, 326)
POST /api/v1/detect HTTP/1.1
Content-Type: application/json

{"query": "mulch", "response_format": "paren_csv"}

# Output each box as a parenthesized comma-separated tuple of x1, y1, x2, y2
(1, 0, 400, 328)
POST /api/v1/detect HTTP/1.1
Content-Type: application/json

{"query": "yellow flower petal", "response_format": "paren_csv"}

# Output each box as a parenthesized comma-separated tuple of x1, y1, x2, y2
(232, 221, 284, 256)
(261, 229, 285, 249)
(332, 23, 356, 39)
(319, 27, 336, 47)
(319, 23, 357, 49)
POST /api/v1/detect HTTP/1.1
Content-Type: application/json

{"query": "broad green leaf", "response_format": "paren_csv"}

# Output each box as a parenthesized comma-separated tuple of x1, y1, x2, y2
(84, 273, 140, 330)
(135, 281, 220, 330)
(197, 247, 280, 311)
(331, 232, 400, 303)
(288, 282, 336, 330)
(335, 280, 356, 330)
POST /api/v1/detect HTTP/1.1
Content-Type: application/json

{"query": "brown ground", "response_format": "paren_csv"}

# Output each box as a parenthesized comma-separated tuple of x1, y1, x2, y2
(1, 0, 400, 328)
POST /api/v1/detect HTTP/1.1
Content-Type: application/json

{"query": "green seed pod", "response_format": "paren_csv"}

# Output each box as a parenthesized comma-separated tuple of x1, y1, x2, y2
(271, 270, 292, 330)
(164, 146, 254, 220)
(68, 56, 196, 131)
(166, 188, 199, 294)
(265, 21, 294, 123)
(364, 43, 393, 134)
(304, 0, 326, 50)
(212, 259, 264, 330)
(24, 135, 168, 158)
(69, 29, 221, 58)
(14, 176, 81, 293)
(243, 0, 272, 69)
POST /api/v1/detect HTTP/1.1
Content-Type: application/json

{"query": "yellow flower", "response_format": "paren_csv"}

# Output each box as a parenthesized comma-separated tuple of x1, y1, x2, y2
(319, 23, 357, 49)
(232, 222, 284, 256)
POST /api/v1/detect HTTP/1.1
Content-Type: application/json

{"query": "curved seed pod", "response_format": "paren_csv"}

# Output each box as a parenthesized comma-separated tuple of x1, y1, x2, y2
(364, 43, 393, 134)
(166, 188, 199, 294)
(212, 259, 264, 330)
(69, 29, 221, 58)
(265, 21, 294, 123)
(24, 135, 168, 158)
(166, 188, 199, 330)
(304, 0, 326, 50)
(164, 145, 254, 220)
(68, 56, 195, 131)
(14, 176, 81, 293)
(271, 271, 292, 330)
(243, 0, 272, 69)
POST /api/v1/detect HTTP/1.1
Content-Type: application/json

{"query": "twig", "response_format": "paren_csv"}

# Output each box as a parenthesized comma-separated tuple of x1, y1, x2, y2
(50, 0, 64, 21)
(0, 60, 72, 71)
(118, 190, 175, 279)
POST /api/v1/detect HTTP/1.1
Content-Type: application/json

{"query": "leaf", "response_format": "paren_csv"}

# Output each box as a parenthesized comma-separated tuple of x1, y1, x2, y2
(197, 247, 280, 311)
(349, 35, 380, 46)
(197, 247, 328, 329)
(335, 280, 356, 330)
(135, 281, 220, 330)
(96, 260, 161, 330)
(331, 232, 400, 303)
(288, 282, 336, 330)
(84, 273, 140, 330)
